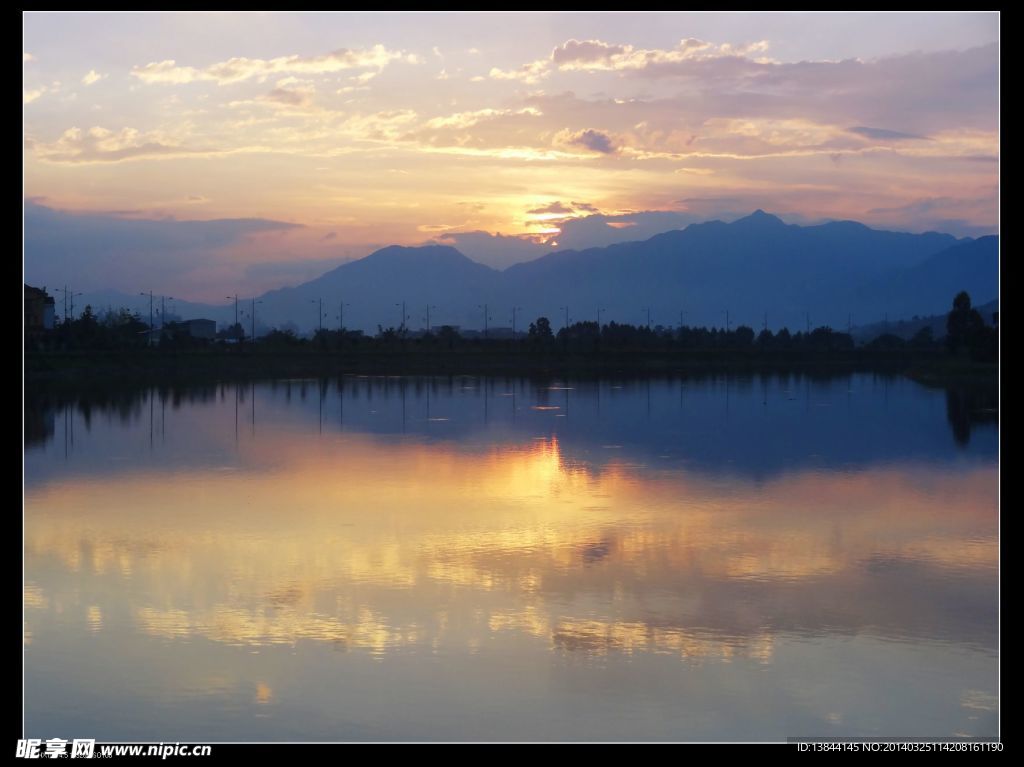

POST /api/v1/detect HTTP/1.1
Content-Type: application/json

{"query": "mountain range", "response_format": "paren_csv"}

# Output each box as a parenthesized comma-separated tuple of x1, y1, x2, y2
(69, 211, 999, 336)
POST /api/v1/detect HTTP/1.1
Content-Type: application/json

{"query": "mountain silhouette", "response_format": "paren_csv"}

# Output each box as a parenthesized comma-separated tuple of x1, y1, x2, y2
(71, 212, 996, 335)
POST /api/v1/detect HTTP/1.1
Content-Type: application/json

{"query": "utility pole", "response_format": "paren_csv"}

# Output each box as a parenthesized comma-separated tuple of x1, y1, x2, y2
(597, 307, 603, 328)
(561, 306, 569, 330)
(225, 295, 238, 330)
(141, 291, 154, 330)
(806, 312, 811, 334)
(679, 309, 685, 330)
(160, 295, 173, 331)
(848, 313, 852, 334)
(478, 303, 489, 337)
(252, 299, 262, 339)
(724, 309, 730, 333)
(311, 298, 323, 333)
(763, 311, 767, 333)
(339, 301, 349, 331)
(512, 306, 521, 338)
(644, 307, 651, 329)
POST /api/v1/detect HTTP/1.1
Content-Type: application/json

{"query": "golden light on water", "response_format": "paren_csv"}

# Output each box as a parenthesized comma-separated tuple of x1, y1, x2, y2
(25, 432, 996, 658)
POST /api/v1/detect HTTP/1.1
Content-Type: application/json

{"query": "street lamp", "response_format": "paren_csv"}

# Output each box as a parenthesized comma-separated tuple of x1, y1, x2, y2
(225, 295, 239, 327)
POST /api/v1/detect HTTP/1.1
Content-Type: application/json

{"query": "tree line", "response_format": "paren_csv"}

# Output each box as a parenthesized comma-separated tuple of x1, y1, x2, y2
(27, 292, 996, 363)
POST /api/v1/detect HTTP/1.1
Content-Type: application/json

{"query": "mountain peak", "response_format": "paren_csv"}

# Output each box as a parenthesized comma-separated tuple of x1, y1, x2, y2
(365, 244, 470, 263)
(734, 209, 786, 227)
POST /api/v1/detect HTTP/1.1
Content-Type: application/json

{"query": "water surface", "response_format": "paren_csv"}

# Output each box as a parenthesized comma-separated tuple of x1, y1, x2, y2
(24, 373, 998, 741)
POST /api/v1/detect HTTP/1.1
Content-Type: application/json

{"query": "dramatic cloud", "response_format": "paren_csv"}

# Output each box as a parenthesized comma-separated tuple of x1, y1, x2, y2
(23, 13, 998, 299)
(132, 45, 415, 86)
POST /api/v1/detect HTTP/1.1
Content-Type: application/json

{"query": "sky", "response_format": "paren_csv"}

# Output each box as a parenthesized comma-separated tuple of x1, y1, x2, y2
(23, 11, 999, 302)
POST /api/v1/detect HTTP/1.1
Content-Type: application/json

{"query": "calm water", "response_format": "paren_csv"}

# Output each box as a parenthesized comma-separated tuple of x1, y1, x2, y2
(24, 373, 998, 741)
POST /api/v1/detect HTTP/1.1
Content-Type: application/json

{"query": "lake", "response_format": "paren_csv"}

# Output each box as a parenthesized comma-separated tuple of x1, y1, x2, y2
(23, 373, 998, 742)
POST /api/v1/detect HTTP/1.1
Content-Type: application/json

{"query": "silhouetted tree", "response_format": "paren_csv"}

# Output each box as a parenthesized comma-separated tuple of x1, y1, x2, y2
(436, 325, 460, 350)
(528, 317, 554, 343)
(909, 326, 936, 349)
(733, 325, 755, 347)
(946, 291, 984, 354)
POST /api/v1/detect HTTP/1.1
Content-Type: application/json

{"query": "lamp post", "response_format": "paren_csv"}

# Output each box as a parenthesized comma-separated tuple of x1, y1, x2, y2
(225, 295, 238, 327)
(395, 301, 407, 331)
(339, 301, 349, 331)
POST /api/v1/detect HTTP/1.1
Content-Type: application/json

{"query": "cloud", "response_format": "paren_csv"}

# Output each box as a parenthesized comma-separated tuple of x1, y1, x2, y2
(496, 37, 769, 84)
(429, 209, 710, 268)
(551, 39, 629, 66)
(527, 201, 577, 216)
(32, 125, 205, 164)
(23, 87, 46, 104)
(23, 201, 302, 295)
(563, 128, 618, 154)
(848, 126, 928, 141)
(24, 52, 34, 63)
(432, 230, 550, 269)
(82, 70, 106, 86)
(865, 196, 997, 237)
(260, 85, 314, 107)
(421, 106, 541, 130)
(489, 59, 550, 84)
(131, 45, 413, 86)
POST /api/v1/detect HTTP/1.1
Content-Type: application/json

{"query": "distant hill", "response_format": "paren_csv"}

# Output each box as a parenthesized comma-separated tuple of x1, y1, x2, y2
(853, 298, 998, 343)
(70, 212, 998, 336)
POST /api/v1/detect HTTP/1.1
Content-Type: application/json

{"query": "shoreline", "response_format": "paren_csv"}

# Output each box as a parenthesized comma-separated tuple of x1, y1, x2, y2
(25, 348, 998, 389)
